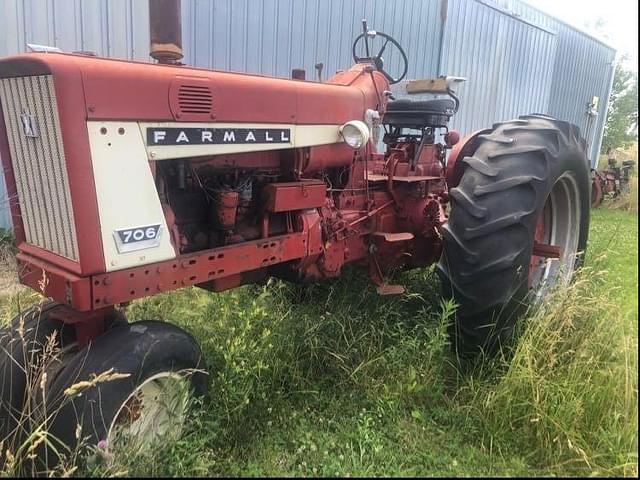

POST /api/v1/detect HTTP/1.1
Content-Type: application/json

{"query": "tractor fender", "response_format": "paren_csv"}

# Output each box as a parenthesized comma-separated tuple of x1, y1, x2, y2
(445, 129, 491, 188)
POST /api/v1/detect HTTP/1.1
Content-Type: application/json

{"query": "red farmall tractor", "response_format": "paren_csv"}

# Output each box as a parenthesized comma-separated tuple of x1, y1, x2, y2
(0, 1, 590, 468)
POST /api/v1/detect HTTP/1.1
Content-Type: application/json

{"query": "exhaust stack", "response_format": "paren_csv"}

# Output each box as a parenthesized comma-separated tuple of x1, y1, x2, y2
(149, 0, 183, 64)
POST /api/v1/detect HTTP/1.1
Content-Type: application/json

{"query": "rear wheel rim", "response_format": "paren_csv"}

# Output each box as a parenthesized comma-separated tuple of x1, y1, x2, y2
(106, 372, 190, 452)
(529, 171, 581, 293)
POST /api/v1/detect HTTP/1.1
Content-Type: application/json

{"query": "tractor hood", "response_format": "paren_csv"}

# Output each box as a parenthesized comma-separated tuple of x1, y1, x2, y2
(0, 52, 387, 125)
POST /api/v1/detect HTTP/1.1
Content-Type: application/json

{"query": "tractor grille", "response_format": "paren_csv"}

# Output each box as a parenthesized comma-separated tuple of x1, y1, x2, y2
(0, 75, 79, 261)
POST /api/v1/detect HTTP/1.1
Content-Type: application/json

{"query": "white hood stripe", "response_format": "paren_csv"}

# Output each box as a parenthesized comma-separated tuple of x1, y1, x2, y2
(138, 122, 343, 160)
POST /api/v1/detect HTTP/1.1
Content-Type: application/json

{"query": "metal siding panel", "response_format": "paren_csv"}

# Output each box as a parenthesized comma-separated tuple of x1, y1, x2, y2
(52, 0, 80, 53)
(303, 0, 321, 79)
(229, 0, 248, 72)
(545, 22, 616, 163)
(213, 0, 231, 70)
(502, 0, 616, 161)
(132, 0, 150, 61)
(0, 0, 23, 57)
(326, 0, 345, 79)
(107, 0, 132, 60)
(458, 0, 615, 165)
(592, 61, 616, 163)
(192, 0, 212, 68)
(440, 0, 556, 136)
(23, 0, 54, 47)
(413, 0, 428, 76)
(245, 0, 264, 74)
(274, 0, 292, 77)
(290, 0, 305, 72)
(261, 0, 278, 76)
(314, 0, 331, 77)
(180, 0, 193, 65)
(79, 0, 107, 56)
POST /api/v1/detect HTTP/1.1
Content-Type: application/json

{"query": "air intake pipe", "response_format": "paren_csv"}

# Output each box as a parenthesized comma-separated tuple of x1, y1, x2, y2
(149, 0, 183, 64)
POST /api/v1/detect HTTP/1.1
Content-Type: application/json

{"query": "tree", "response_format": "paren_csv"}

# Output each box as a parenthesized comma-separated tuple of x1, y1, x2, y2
(601, 57, 638, 155)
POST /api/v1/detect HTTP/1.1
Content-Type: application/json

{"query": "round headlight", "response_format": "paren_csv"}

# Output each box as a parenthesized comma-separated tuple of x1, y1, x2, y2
(339, 120, 370, 150)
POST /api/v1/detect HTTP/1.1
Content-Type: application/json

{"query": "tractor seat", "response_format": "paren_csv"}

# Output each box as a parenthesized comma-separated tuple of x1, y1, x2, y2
(383, 98, 455, 129)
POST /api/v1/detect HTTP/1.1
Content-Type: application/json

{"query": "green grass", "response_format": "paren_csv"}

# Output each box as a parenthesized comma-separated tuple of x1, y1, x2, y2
(588, 209, 638, 322)
(1, 209, 637, 477)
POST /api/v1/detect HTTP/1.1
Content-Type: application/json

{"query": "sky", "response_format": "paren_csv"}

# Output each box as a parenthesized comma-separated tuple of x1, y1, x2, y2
(523, 0, 638, 70)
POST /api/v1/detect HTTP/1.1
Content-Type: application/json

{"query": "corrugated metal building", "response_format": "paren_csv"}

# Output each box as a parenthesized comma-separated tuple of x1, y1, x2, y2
(0, 0, 616, 230)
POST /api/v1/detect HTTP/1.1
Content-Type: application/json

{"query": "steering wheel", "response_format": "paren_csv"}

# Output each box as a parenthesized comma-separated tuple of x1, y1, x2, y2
(352, 23, 408, 84)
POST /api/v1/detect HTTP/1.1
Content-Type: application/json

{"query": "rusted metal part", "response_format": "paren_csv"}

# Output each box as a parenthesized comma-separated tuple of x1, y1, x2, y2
(528, 208, 562, 288)
(532, 242, 562, 259)
(368, 246, 406, 296)
(263, 182, 327, 213)
(592, 159, 636, 207)
(529, 211, 547, 288)
(214, 192, 239, 230)
(345, 200, 395, 230)
(149, 0, 183, 64)
(90, 232, 309, 308)
(444, 130, 460, 147)
(591, 169, 605, 208)
(48, 304, 111, 345)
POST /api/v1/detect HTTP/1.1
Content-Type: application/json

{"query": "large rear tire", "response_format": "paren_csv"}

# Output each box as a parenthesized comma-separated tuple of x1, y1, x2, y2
(438, 114, 590, 357)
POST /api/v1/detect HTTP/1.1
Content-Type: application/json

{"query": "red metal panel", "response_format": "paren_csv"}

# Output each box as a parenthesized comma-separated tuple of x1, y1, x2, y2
(18, 243, 82, 273)
(16, 252, 93, 311)
(445, 129, 491, 188)
(264, 182, 326, 213)
(90, 233, 308, 309)
(48, 58, 106, 275)
(169, 76, 214, 121)
(82, 60, 365, 124)
(0, 54, 387, 126)
(304, 143, 355, 173)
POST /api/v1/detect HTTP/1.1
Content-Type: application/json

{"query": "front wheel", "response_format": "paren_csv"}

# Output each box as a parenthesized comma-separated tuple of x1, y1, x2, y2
(34, 321, 207, 470)
(438, 114, 591, 358)
(0, 301, 75, 445)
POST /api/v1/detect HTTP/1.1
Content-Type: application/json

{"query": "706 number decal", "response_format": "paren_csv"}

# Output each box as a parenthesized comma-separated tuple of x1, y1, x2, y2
(113, 224, 162, 254)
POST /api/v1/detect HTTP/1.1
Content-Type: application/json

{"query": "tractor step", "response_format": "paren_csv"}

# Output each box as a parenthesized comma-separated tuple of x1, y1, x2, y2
(372, 231, 414, 242)
(376, 284, 406, 295)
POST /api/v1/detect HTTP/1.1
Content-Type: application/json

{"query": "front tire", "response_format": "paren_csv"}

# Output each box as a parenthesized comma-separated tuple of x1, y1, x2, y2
(0, 301, 75, 444)
(35, 320, 207, 470)
(438, 114, 590, 357)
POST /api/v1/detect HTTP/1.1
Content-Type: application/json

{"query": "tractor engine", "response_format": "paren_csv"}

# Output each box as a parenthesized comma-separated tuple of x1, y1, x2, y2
(158, 157, 286, 252)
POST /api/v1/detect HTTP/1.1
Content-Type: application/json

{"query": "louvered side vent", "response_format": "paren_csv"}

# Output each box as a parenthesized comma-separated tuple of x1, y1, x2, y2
(0, 75, 79, 261)
(178, 84, 213, 116)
